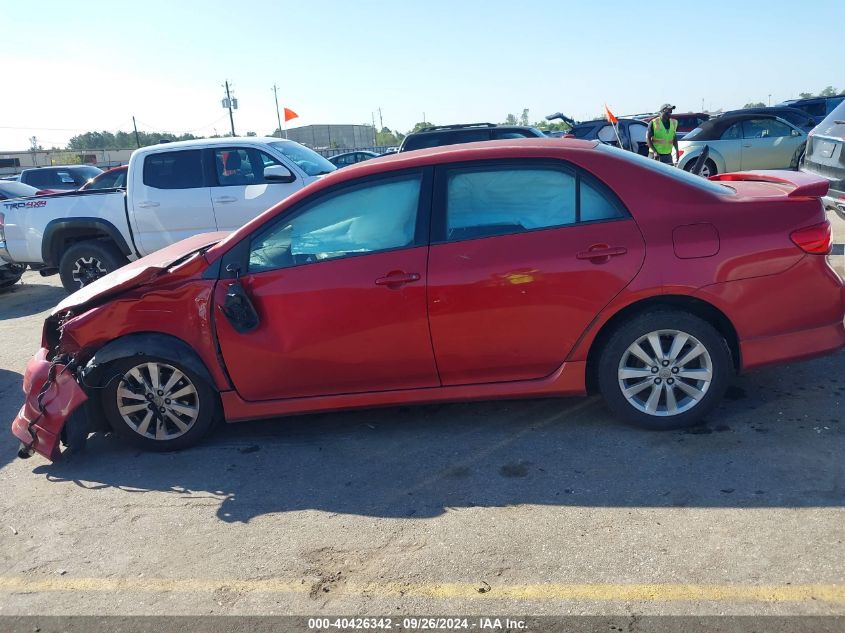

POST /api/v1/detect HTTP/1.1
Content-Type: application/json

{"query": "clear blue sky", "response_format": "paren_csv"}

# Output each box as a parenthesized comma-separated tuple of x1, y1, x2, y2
(2, 0, 841, 149)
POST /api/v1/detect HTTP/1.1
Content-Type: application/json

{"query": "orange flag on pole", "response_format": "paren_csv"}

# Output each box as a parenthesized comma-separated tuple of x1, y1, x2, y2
(604, 103, 618, 124)
(283, 107, 299, 122)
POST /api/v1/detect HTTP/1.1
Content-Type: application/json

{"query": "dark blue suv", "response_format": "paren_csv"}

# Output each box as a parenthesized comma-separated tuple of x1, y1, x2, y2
(777, 96, 844, 121)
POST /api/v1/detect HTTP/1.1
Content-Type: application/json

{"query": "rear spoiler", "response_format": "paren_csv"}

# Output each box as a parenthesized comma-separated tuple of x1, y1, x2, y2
(709, 170, 829, 198)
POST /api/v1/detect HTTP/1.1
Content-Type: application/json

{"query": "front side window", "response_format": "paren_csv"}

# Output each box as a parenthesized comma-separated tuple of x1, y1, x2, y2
(214, 148, 285, 186)
(143, 150, 204, 189)
(248, 173, 421, 273)
(721, 123, 742, 140)
(742, 118, 792, 139)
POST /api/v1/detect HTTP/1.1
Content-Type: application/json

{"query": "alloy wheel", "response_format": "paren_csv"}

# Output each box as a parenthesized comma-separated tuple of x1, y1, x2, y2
(71, 256, 108, 288)
(617, 329, 713, 417)
(116, 362, 200, 440)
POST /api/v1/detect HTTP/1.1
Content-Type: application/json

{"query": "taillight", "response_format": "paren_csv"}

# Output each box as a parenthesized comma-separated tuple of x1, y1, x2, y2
(790, 221, 832, 254)
(563, 133, 575, 138)
(677, 149, 685, 158)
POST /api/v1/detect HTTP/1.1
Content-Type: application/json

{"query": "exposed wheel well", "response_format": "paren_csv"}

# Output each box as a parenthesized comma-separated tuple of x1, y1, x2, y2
(50, 231, 120, 266)
(81, 332, 222, 432)
(584, 295, 740, 394)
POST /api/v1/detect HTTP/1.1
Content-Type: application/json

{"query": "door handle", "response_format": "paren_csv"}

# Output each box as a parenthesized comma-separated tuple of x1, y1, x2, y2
(137, 201, 160, 209)
(374, 271, 421, 288)
(576, 244, 627, 262)
(213, 196, 237, 204)
(742, 144, 752, 148)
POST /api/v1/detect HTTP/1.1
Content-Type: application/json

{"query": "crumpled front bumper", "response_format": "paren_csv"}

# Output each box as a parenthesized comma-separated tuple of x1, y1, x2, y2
(11, 348, 87, 461)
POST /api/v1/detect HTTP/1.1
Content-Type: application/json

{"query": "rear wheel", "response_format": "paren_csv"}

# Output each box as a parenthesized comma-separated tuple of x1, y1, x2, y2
(100, 356, 217, 451)
(58, 240, 127, 292)
(597, 310, 732, 430)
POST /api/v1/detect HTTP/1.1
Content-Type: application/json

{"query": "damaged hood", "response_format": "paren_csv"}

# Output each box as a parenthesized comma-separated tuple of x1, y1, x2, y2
(52, 232, 230, 315)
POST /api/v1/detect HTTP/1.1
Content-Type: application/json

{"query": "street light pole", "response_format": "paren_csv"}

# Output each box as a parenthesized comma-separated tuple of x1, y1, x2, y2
(272, 84, 284, 139)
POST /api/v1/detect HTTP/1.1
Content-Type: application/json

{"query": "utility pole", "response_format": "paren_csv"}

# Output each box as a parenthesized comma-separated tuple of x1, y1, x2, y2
(272, 84, 284, 138)
(378, 107, 383, 130)
(768, 94, 772, 106)
(223, 80, 236, 136)
(132, 116, 141, 148)
(371, 112, 377, 145)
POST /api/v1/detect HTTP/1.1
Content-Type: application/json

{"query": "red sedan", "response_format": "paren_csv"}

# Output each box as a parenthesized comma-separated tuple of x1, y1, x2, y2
(11, 139, 844, 460)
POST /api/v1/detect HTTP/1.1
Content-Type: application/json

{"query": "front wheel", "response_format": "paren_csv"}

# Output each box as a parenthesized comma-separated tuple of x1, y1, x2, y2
(684, 157, 717, 178)
(597, 310, 733, 430)
(100, 356, 218, 451)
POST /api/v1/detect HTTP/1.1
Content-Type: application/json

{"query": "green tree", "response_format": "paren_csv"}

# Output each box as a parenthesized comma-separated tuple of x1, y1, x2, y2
(409, 121, 435, 133)
(376, 127, 403, 146)
(67, 130, 199, 150)
(798, 92, 814, 99)
(743, 102, 766, 109)
(519, 108, 530, 126)
(819, 86, 838, 97)
(504, 113, 518, 126)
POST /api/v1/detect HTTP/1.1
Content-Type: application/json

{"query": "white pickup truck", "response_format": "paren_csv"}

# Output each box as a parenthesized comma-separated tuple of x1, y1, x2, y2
(0, 137, 336, 291)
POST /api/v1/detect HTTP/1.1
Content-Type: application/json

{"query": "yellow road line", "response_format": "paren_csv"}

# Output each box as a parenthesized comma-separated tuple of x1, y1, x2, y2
(1, 577, 844, 603)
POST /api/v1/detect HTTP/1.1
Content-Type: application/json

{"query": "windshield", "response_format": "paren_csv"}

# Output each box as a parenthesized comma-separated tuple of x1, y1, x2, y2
(268, 142, 336, 177)
(597, 144, 734, 195)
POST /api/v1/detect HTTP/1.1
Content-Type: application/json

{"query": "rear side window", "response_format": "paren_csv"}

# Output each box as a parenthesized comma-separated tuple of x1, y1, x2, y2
(720, 123, 742, 140)
(143, 150, 204, 189)
(491, 128, 542, 140)
(571, 125, 597, 139)
(442, 165, 625, 242)
(23, 170, 60, 188)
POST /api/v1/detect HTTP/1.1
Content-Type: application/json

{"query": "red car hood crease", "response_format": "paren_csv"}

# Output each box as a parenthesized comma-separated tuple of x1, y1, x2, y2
(53, 232, 229, 315)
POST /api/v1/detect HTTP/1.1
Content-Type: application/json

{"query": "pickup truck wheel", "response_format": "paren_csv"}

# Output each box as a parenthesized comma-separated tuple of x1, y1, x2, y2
(58, 241, 127, 292)
(100, 356, 217, 451)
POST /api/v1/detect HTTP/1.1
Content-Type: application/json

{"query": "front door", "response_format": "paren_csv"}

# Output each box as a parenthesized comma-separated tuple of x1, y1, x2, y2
(214, 169, 439, 401)
(740, 118, 802, 170)
(427, 161, 646, 386)
(209, 147, 303, 231)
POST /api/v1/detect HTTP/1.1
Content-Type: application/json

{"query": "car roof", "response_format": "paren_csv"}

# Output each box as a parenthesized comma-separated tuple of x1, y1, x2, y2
(407, 124, 540, 135)
(21, 164, 96, 171)
(685, 112, 786, 140)
(573, 118, 646, 126)
(137, 136, 294, 150)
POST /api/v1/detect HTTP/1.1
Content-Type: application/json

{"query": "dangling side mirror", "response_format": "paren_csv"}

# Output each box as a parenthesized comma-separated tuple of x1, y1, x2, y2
(221, 264, 260, 333)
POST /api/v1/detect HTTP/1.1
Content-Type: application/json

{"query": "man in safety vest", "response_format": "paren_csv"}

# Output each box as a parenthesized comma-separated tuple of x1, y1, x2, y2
(647, 103, 679, 165)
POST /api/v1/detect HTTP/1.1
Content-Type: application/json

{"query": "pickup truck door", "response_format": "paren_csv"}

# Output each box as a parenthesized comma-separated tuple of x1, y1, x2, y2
(208, 147, 303, 231)
(129, 148, 216, 255)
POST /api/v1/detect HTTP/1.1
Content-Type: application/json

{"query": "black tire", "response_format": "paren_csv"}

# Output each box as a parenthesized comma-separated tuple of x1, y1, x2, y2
(58, 240, 127, 293)
(99, 355, 218, 451)
(684, 158, 717, 178)
(0, 264, 24, 289)
(597, 310, 733, 430)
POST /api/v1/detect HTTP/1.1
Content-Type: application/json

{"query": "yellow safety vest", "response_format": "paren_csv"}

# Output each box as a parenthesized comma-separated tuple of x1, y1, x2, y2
(651, 118, 678, 155)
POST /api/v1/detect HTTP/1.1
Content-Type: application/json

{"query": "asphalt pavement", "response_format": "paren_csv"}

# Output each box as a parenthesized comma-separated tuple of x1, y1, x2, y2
(0, 212, 843, 622)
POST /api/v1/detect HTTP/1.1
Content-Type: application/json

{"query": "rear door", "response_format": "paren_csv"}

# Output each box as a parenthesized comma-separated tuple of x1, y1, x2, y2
(426, 160, 646, 386)
(209, 146, 301, 231)
(129, 149, 216, 255)
(740, 118, 803, 169)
